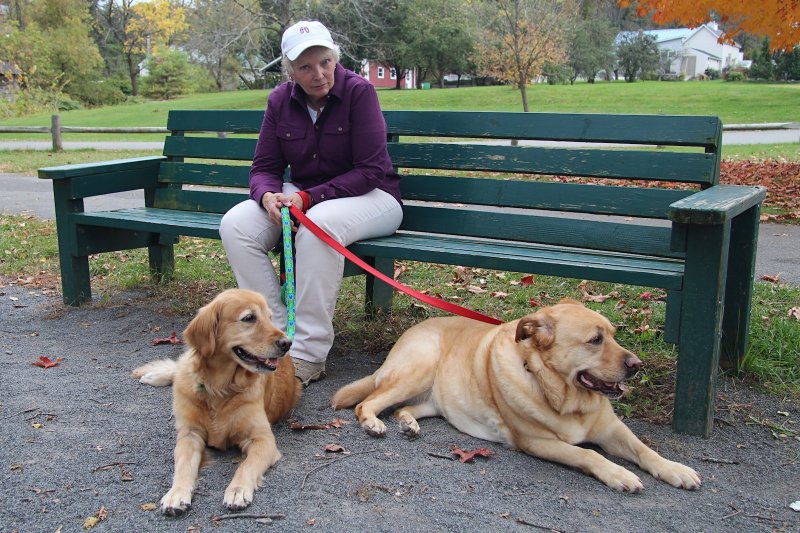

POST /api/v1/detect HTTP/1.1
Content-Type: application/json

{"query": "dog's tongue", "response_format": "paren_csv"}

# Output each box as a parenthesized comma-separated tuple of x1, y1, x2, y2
(269, 358, 279, 366)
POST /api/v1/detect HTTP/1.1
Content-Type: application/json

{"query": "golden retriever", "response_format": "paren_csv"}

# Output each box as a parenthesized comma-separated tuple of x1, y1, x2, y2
(132, 289, 301, 515)
(333, 299, 700, 492)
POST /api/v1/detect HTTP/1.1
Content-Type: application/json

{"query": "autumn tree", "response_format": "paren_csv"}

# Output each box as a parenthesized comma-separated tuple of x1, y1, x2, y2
(97, 0, 187, 96)
(475, 0, 577, 111)
(619, 0, 800, 52)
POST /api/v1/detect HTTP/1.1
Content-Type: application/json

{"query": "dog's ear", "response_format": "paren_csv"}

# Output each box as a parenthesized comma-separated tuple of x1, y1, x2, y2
(183, 299, 220, 359)
(515, 312, 555, 349)
(557, 297, 584, 307)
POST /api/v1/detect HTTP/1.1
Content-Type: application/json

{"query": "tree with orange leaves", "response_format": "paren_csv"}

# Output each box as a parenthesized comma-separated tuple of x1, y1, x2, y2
(619, 0, 800, 51)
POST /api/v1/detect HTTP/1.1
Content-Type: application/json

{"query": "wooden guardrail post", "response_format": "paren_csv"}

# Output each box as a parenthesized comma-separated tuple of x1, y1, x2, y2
(51, 114, 63, 152)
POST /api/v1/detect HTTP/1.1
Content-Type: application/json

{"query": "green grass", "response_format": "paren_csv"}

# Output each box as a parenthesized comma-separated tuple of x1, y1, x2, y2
(1, 213, 798, 422)
(1, 80, 798, 142)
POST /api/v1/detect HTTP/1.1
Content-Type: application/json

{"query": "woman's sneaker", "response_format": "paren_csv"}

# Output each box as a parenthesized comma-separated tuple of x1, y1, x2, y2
(292, 358, 326, 387)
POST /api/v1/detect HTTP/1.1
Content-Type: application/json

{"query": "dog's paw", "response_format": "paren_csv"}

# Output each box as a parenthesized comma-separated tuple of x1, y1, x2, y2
(653, 461, 702, 490)
(361, 417, 386, 437)
(396, 413, 420, 438)
(160, 488, 192, 516)
(600, 465, 644, 493)
(223, 484, 255, 510)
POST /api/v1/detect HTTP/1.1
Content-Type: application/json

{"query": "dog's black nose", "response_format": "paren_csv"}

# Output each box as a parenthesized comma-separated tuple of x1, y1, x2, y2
(276, 338, 292, 352)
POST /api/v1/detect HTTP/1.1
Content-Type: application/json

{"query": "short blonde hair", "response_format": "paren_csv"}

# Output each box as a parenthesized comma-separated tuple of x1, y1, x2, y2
(282, 45, 341, 77)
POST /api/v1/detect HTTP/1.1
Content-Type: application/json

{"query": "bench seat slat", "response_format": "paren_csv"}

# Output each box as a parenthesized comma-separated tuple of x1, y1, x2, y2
(384, 111, 721, 147)
(164, 136, 257, 160)
(73, 208, 223, 239)
(389, 143, 716, 184)
(349, 233, 684, 290)
(400, 174, 693, 218)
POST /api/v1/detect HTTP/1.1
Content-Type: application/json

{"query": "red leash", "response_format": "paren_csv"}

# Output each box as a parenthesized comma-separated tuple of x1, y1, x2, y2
(289, 205, 503, 325)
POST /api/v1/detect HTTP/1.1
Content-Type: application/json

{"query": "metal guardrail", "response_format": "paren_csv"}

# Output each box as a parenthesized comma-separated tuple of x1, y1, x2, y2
(1, 115, 798, 151)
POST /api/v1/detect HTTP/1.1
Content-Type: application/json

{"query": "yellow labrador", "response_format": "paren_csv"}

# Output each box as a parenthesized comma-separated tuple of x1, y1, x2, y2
(133, 289, 301, 515)
(333, 299, 700, 492)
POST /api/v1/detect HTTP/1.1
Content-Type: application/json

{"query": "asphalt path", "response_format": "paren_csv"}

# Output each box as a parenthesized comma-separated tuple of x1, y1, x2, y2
(1, 172, 798, 286)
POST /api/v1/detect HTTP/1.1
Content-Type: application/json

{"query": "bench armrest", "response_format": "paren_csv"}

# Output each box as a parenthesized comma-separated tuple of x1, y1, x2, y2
(668, 184, 767, 225)
(38, 156, 165, 197)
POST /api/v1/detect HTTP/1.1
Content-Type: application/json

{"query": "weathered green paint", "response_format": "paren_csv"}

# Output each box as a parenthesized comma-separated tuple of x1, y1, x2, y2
(389, 143, 717, 184)
(672, 223, 729, 437)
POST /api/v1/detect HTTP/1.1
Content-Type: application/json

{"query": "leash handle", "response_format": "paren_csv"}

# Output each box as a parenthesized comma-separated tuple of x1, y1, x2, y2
(288, 205, 502, 325)
(281, 206, 296, 340)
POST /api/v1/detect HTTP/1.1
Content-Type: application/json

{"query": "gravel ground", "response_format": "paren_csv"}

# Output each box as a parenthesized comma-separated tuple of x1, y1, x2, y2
(1, 279, 799, 533)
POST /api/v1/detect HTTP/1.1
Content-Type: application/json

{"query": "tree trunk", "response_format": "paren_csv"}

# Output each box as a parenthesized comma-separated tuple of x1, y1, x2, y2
(518, 71, 529, 112)
(128, 55, 139, 96)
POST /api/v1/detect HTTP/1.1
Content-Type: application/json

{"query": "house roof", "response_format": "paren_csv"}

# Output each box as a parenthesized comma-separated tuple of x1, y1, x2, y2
(615, 24, 739, 50)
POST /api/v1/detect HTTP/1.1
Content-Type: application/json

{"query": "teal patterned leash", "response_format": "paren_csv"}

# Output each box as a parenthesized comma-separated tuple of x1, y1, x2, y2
(281, 206, 296, 340)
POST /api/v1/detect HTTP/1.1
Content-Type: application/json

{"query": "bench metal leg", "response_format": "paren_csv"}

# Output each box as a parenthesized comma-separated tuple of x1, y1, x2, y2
(364, 257, 395, 315)
(720, 206, 760, 371)
(673, 223, 730, 437)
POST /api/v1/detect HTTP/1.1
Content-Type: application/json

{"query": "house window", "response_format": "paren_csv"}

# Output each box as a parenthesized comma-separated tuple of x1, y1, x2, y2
(390, 68, 397, 80)
(377, 67, 385, 79)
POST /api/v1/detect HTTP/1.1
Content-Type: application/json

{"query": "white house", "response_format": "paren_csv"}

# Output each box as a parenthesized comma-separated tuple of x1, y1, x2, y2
(617, 22, 750, 80)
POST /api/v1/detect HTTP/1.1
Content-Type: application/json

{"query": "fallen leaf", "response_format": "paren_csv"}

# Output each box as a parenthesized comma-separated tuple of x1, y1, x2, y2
(520, 275, 535, 286)
(32, 356, 62, 368)
(151, 331, 183, 345)
(467, 285, 487, 294)
(451, 445, 495, 463)
(788, 307, 800, 320)
(140, 502, 158, 511)
(491, 291, 509, 299)
(760, 273, 782, 283)
(83, 517, 99, 530)
(529, 297, 540, 308)
(324, 444, 347, 453)
(31, 422, 44, 429)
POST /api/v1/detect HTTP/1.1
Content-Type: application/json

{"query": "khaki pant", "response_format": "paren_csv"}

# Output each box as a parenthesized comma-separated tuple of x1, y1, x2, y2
(219, 186, 402, 364)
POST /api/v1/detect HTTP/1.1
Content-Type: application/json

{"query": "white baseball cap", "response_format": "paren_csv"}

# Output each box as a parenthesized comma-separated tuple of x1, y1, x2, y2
(281, 20, 335, 61)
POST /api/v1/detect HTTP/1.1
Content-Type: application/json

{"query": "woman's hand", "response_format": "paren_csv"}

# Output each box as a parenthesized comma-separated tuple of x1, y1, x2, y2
(261, 192, 304, 230)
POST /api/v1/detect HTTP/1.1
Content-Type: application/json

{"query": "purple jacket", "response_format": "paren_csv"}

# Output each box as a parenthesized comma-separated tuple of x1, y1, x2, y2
(249, 63, 401, 207)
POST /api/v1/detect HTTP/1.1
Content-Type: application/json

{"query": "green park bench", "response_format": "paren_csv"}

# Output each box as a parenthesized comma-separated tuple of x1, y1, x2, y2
(38, 109, 766, 437)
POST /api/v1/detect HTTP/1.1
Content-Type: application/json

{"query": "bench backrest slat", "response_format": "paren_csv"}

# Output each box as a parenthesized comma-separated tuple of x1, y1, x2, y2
(163, 136, 257, 161)
(389, 143, 717, 184)
(159, 162, 250, 188)
(154, 188, 249, 214)
(400, 205, 680, 258)
(399, 174, 693, 219)
(167, 109, 264, 133)
(382, 110, 722, 147)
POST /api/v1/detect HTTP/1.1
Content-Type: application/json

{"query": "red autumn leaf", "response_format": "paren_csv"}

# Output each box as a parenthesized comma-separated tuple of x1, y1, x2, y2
(450, 445, 495, 463)
(529, 297, 540, 308)
(760, 274, 782, 283)
(151, 331, 183, 346)
(520, 275, 535, 286)
(32, 356, 62, 368)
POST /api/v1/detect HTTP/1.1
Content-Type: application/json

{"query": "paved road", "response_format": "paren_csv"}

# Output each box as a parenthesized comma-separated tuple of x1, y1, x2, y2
(2, 172, 798, 285)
